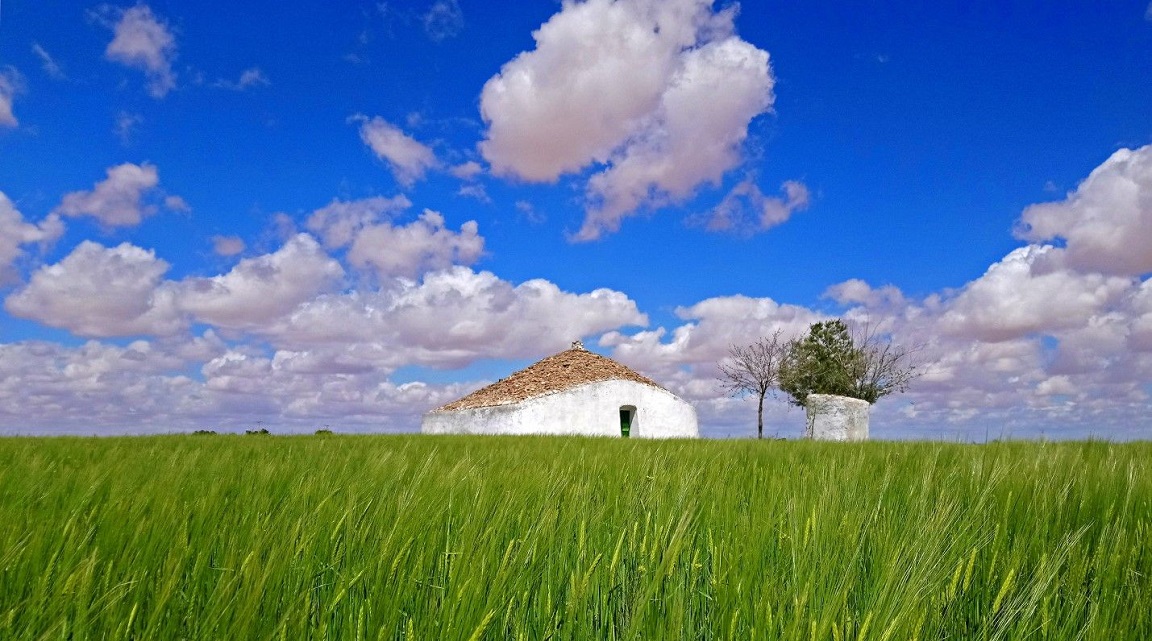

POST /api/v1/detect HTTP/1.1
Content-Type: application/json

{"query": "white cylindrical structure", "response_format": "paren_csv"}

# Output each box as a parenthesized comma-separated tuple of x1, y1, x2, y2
(804, 394, 870, 441)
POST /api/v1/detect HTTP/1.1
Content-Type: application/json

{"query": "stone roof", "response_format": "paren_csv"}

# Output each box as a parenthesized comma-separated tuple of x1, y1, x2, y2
(432, 341, 665, 412)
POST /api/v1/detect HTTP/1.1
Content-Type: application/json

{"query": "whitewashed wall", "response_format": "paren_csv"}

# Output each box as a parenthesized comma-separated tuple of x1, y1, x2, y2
(804, 393, 871, 441)
(422, 380, 699, 438)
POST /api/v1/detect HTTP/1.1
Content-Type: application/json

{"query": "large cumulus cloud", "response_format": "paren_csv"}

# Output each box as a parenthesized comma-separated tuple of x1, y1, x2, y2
(1016, 145, 1152, 277)
(479, 0, 775, 239)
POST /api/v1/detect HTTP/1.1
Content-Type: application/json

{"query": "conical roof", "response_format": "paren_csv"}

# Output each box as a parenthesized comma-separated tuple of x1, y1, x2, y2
(432, 342, 665, 412)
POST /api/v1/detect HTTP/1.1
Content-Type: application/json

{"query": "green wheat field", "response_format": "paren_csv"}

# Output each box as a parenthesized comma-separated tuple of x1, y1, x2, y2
(0, 435, 1148, 640)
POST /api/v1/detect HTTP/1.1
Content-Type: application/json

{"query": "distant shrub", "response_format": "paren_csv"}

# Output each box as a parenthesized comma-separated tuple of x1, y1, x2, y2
(191, 430, 217, 436)
(245, 428, 271, 436)
(315, 429, 334, 436)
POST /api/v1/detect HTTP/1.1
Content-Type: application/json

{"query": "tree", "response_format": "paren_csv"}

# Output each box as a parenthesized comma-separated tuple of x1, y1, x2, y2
(778, 320, 857, 405)
(718, 329, 789, 439)
(850, 324, 920, 403)
(779, 319, 918, 406)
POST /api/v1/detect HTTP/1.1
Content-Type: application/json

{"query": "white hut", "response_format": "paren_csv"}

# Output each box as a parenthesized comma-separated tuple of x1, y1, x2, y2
(422, 342, 698, 438)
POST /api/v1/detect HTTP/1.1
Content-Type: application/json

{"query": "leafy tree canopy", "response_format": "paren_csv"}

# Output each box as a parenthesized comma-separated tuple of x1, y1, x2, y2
(779, 319, 918, 406)
(779, 320, 857, 405)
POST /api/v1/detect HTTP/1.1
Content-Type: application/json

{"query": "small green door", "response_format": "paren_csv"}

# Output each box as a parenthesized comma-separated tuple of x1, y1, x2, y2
(620, 409, 632, 437)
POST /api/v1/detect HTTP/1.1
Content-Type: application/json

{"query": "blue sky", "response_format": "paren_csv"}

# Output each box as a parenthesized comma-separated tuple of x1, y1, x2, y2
(0, 0, 1150, 439)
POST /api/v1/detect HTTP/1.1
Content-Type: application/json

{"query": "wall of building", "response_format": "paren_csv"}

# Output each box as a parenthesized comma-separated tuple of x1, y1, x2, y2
(804, 393, 871, 441)
(422, 380, 699, 438)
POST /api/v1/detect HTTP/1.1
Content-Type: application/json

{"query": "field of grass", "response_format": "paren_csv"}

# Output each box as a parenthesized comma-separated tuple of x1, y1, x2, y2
(0, 435, 1148, 640)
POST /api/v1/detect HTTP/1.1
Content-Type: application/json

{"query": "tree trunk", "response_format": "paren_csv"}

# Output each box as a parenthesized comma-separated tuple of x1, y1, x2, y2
(756, 391, 765, 439)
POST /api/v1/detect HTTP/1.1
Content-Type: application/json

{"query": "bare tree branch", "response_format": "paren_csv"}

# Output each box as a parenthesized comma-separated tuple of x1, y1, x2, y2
(849, 322, 923, 403)
(718, 329, 789, 439)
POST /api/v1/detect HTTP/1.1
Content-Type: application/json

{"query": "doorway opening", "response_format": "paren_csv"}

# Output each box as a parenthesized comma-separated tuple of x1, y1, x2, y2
(619, 405, 636, 437)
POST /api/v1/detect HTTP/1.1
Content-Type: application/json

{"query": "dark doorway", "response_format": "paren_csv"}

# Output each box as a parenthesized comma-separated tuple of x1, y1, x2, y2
(619, 406, 635, 437)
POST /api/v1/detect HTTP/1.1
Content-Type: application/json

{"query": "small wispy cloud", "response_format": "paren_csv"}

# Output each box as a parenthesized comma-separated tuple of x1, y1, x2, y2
(515, 200, 546, 225)
(696, 178, 811, 237)
(211, 235, 246, 257)
(31, 43, 66, 79)
(449, 161, 483, 180)
(352, 115, 439, 186)
(0, 67, 23, 128)
(457, 184, 490, 203)
(215, 67, 270, 91)
(114, 111, 142, 146)
(422, 0, 464, 41)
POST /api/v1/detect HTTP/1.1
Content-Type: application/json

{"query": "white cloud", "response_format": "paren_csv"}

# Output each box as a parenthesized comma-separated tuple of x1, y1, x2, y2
(114, 111, 143, 145)
(456, 184, 490, 202)
(810, 244, 1151, 437)
(177, 234, 344, 330)
(210, 235, 245, 256)
(1045, 314, 1130, 375)
(423, 0, 464, 41)
(305, 195, 413, 248)
(31, 44, 65, 80)
(0, 339, 207, 431)
(479, 0, 773, 238)
(0, 334, 480, 434)
(481, 0, 719, 181)
(345, 210, 484, 279)
(216, 67, 270, 91)
(940, 245, 1133, 342)
(195, 352, 472, 426)
(5, 234, 343, 338)
(0, 211, 657, 432)
(602, 294, 820, 383)
(1129, 280, 1152, 352)
(702, 178, 810, 235)
(0, 66, 24, 128)
(6, 143, 1151, 437)
(0, 193, 65, 284)
(355, 116, 439, 186)
(823, 279, 907, 309)
(1035, 375, 1076, 397)
(306, 198, 480, 280)
(598, 270, 1151, 438)
(266, 266, 648, 370)
(164, 195, 191, 212)
(103, 4, 178, 98)
(238, 67, 269, 88)
(450, 161, 488, 201)
(515, 200, 546, 224)
(597, 187, 1152, 438)
(449, 161, 484, 180)
(5, 241, 184, 337)
(1016, 145, 1152, 276)
(53, 162, 182, 227)
(580, 37, 773, 239)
